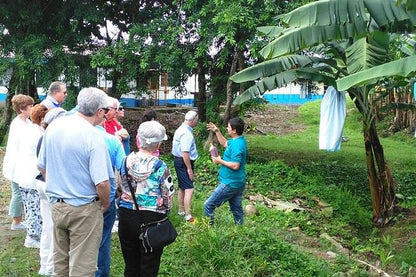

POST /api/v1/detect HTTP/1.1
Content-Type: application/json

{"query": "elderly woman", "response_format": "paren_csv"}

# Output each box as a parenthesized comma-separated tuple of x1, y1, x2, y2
(35, 107, 67, 276)
(3, 94, 44, 248)
(118, 120, 174, 277)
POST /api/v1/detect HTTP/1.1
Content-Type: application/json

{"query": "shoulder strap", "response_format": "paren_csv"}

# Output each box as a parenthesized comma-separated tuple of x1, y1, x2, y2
(124, 157, 139, 210)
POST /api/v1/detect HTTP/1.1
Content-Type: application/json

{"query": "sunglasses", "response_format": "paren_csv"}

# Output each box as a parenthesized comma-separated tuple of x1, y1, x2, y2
(117, 106, 124, 111)
(100, 107, 110, 113)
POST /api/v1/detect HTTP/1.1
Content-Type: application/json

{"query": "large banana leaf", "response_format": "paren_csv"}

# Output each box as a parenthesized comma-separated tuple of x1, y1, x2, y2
(257, 26, 284, 38)
(398, 0, 416, 12)
(278, 0, 367, 27)
(345, 31, 389, 74)
(279, 0, 415, 28)
(336, 55, 416, 91)
(395, 34, 416, 56)
(364, 0, 416, 27)
(261, 0, 416, 59)
(233, 68, 336, 105)
(230, 54, 335, 83)
(260, 23, 367, 59)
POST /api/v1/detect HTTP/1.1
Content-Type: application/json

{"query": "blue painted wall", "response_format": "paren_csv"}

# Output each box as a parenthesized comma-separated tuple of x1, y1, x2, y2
(263, 94, 323, 105)
(119, 97, 194, 107)
(1, 92, 318, 106)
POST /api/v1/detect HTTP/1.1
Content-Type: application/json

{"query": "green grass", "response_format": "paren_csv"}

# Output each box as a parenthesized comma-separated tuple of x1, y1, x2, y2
(1, 100, 416, 275)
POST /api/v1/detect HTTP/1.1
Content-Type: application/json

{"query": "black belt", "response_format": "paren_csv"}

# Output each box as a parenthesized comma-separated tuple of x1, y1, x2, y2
(174, 156, 195, 163)
(56, 197, 99, 203)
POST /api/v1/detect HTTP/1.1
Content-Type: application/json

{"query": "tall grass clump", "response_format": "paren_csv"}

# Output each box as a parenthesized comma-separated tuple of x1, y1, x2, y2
(159, 218, 328, 277)
(246, 160, 372, 234)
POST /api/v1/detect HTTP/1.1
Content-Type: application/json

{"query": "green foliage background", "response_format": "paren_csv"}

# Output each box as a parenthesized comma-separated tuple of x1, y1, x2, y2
(1, 100, 416, 276)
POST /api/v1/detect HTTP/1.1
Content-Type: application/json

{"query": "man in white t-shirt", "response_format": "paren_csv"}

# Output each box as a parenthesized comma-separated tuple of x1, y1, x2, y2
(38, 87, 112, 276)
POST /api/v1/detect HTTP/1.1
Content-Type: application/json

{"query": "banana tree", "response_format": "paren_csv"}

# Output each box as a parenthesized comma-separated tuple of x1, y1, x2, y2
(231, 0, 416, 226)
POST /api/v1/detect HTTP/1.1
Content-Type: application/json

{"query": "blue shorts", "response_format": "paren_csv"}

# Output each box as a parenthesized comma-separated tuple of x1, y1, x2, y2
(173, 157, 195, 190)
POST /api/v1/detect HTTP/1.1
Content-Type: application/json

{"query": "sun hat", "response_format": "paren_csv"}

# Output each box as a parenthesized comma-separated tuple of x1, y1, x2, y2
(138, 121, 168, 145)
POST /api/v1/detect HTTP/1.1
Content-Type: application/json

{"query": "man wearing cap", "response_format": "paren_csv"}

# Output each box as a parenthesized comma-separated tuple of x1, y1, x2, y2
(41, 81, 67, 109)
(171, 110, 199, 222)
(38, 87, 112, 276)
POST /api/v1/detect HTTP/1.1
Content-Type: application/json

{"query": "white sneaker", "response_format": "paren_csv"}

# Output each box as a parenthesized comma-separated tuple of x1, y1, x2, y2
(11, 222, 26, 230)
(185, 214, 194, 222)
(178, 211, 185, 216)
(24, 237, 40, 249)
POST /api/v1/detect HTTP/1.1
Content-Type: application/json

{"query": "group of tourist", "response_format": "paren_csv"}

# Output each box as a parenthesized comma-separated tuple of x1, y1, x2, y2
(2, 82, 248, 277)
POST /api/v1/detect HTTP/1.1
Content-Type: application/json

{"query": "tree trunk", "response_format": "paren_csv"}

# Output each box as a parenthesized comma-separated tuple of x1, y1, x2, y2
(364, 121, 396, 225)
(238, 50, 245, 95)
(197, 64, 207, 122)
(352, 89, 396, 226)
(110, 70, 122, 98)
(224, 47, 239, 124)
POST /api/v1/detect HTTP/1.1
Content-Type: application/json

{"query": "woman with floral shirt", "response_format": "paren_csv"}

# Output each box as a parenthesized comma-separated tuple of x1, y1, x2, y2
(118, 120, 174, 277)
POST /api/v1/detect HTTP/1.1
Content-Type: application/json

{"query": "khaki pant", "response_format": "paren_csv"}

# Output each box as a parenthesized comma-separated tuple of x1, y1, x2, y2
(52, 201, 103, 277)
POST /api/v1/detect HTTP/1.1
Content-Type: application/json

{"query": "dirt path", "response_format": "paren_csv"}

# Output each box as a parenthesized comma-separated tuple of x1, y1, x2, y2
(244, 105, 305, 135)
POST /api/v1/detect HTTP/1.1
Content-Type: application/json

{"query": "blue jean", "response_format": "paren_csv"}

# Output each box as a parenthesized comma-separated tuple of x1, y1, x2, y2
(204, 183, 245, 225)
(96, 200, 116, 277)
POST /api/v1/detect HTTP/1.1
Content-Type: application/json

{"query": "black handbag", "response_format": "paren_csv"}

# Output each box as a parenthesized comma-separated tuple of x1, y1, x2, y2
(124, 158, 178, 253)
(139, 217, 178, 253)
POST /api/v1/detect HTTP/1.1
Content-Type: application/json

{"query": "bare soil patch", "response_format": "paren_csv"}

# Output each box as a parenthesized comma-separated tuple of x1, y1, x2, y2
(244, 105, 306, 135)
(119, 105, 306, 155)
